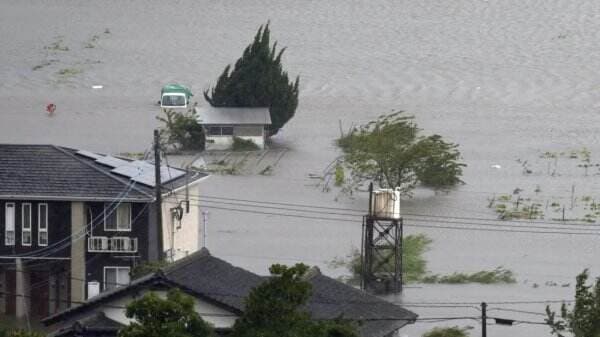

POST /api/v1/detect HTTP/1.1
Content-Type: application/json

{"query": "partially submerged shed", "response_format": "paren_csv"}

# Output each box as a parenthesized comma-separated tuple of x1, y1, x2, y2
(195, 106, 271, 150)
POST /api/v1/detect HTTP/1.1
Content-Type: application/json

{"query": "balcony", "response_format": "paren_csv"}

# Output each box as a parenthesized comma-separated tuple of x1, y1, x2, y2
(88, 236, 138, 253)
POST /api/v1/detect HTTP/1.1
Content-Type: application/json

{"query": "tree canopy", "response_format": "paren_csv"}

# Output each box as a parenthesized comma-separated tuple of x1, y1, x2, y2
(337, 111, 465, 195)
(157, 109, 205, 151)
(119, 289, 213, 337)
(204, 23, 300, 135)
(231, 263, 359, 337)
(546, 269, 600, 337)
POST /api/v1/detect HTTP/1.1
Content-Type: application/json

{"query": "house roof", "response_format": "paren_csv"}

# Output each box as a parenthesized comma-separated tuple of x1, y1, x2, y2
(0, 144, 207, 202)
(195, 106, 271, 125)
(49, 312, 124, 337)
(44, 249, 417, 337)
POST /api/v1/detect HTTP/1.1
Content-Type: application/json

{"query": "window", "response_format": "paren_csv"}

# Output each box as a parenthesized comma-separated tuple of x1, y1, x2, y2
(104, 203, 131, 231)
(5, 203, 15, 246)
(207, 126, 234, 136)
(104, 266, 130, 290)
(21, 203, 31, 246)
(221, 127, 233, 136)
(161, 94, 186, 107)
(38, 204, 48, 246)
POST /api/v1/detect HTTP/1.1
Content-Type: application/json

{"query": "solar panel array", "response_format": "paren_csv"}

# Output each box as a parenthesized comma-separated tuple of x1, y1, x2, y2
(96, 156, 129, 168)
(75, 151, 186, 187)
(111, 160, 185, 186)
(76, 150, 103, 160)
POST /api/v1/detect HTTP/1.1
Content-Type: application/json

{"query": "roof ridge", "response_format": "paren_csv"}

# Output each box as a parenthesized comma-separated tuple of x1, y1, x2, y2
(53, 146, 155, 200)
(161, 247, 211, 275)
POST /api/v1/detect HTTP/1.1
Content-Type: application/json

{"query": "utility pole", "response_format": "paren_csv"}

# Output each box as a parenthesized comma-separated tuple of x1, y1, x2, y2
(202, 211, 208, 249)
(154, 129, 164, 260)
(481, 302, 487, 337)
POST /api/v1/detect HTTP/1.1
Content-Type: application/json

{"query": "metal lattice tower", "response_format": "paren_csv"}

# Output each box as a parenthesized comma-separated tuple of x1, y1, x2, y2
(361, 184, 404, 294)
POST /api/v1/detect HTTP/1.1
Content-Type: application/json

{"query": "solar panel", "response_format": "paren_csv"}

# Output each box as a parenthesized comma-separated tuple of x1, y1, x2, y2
(76, 150, 103, 160)
(131, 172, 157, 187)
(125, 165, 186, 187)
(112, 165, 145, 178)
(111, 160, 154, 178)
(95, 156, 129, 168)
(161, 166, 186, 183)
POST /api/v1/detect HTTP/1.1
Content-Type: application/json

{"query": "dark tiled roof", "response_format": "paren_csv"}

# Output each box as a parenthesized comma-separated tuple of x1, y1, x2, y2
(0, 144, 207, 202)
(162, 250, 417, 337)
(44, 249, 416, 337)
(49, 312, 124, 337)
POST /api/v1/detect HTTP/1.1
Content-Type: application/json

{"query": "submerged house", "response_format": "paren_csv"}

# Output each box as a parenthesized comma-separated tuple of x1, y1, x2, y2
(0, 144, 207, 319)
(195, 106, 271, 150)
(43, 248, 417, 337)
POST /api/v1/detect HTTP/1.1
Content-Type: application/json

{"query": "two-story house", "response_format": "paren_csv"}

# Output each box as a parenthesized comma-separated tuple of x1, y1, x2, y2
(0, 144, 207, 319)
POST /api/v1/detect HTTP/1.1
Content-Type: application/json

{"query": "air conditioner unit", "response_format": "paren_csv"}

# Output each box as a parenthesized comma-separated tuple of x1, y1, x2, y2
(371, 188, 401, 219)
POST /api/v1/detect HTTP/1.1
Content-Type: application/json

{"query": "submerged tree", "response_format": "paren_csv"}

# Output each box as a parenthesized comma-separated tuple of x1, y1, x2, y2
(231, 264, 359, 337)
(546, 269, 600, 337)
(157, 109, 205, 151)
(337, 111, 465, 195)
(422, 326, 470, 337)
(204, 23, 300, 135)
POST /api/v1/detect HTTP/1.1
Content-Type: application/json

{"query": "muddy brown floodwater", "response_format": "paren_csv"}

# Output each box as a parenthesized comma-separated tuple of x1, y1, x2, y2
(3, 1, 600, 335)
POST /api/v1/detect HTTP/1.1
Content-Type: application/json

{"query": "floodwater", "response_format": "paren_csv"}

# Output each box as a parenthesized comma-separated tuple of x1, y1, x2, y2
(3, 0, 600, 335)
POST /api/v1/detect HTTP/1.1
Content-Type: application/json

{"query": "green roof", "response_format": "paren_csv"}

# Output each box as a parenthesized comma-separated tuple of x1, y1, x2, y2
(161, 84, 193, 98)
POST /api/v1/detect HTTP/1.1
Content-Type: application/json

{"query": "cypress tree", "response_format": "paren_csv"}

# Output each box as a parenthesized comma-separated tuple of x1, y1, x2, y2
(204, 23, 300, 135)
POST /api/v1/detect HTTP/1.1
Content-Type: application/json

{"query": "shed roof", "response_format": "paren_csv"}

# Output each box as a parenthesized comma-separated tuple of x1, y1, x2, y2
(195, 106, 271, 125)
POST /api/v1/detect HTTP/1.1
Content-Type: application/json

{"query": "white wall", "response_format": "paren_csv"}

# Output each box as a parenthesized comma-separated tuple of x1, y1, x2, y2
(101, 289, 238, 329)
(205, 136, 234, 150)
(205, 135, 265, 150)
(161, 180, 206, 261)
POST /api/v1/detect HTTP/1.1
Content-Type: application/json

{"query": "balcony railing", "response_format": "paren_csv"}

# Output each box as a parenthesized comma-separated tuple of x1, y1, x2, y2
(88, 236, 138, 253)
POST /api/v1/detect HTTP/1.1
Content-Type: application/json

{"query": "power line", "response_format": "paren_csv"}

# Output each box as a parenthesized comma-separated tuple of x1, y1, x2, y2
(188, 193, 600, 228)
(188, 202, 600, 236)
(488, 308, 546, 316)
(189, 196, 600, 232)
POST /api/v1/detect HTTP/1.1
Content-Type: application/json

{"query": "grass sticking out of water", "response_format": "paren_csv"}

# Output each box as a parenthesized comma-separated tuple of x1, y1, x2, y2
(44, 39, 69, 52)
(32, 59, 59, 71)
(421, 267, 516, 284)
(330, 235, 517, 285)
(57, 68, 81, 77)
(423, 326, 472, 337)
(329, 234, 431, 284)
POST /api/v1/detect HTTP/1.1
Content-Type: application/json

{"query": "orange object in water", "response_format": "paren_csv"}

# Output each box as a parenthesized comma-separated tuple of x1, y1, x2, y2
(46, 103, 56, 115)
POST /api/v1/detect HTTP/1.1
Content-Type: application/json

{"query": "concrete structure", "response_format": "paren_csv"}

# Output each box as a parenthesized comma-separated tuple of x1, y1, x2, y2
(195, 106, 271, 150)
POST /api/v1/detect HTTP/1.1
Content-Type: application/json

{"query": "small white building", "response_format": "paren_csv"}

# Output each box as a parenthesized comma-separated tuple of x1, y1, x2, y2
(195, 106, 271, 150)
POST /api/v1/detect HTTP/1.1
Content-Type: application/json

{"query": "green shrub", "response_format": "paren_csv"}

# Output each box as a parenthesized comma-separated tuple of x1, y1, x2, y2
(157, 109, 205, 151)
(423, 326, 470, 337)
(334, 164, 345, 186)
(422, 267, 516, 284)
(232, 137, 259, 151)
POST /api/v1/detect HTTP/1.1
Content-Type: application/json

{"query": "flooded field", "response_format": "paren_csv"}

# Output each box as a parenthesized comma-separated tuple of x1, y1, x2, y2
(3, 0, 600, 335)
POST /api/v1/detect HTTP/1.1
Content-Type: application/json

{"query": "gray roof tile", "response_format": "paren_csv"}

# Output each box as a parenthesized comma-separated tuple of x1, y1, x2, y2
(44, 249, 417, 337)
(0, 144, 207, 202)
